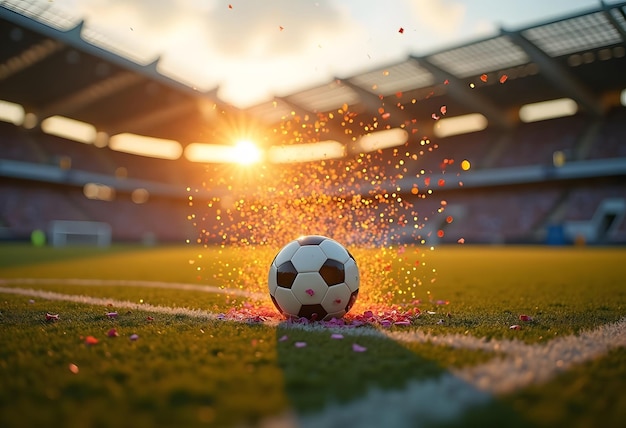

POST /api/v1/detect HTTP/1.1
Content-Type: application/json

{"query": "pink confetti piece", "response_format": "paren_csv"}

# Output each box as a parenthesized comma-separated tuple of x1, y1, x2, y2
(305, 289, 315, 296)
(107, 328, 119, 337)
(331, 333, 344, 339)
(510, 324, 521, 330)
(440, 105, 447, 115)
(106, 311, 118, 318)
(457, 238, 465, 244)
(85, 336, 99, 345)
(146, 316, 154, 322)
(352, 344, 367, 352)
(295, 342, 307, 348)
(431, 113, 440, 120)
(129, 334, 139, 341)
(46, 312, 60, 321)
(519, 314, 533, 322)
(278, 335, 289, 342)
(68, 363, 79, 374)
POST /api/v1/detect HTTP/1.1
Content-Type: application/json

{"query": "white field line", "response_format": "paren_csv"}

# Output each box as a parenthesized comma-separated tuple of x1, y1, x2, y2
(0, 277, 266, 299)
(2, 279, 625, 427)
(291, 318, 626, 428)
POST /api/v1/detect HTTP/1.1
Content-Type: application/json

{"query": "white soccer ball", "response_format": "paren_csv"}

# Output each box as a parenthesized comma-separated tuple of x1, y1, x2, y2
(268, 235, 360, 320)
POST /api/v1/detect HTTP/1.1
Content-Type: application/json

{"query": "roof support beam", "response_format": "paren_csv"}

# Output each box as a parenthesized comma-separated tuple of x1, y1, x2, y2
(337, 78, 415, 130)
(108, 98, 198, 136)
(601, 1, 626, 41)
(37, 71, 144, 120)
(504, 30, 605, 117)
(412, 56, 516, 131)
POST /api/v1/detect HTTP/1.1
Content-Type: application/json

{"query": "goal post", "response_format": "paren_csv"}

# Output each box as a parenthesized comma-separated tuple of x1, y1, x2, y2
(48, 220, 112, 247)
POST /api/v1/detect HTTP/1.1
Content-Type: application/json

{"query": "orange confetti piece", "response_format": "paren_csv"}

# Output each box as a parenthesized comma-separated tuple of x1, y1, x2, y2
(443, 79, 449, 85)
(437, 178, 445, 187)
(279, 26, 284, 31)
(457, 238, 465, 244)
(85, 336, 99, 345)
(437, 230, 444, 238)
(499, 74, 508, 84)
(480, 74, 488, 82)
(440, 105, 447, 115)
(381, 112, 391, 120)
(228, 4, 233, 9)
(68, 363, 79, 374)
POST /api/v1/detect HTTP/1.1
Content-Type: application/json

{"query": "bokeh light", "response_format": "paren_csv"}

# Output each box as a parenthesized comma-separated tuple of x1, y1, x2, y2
(187, 101, 463, 313)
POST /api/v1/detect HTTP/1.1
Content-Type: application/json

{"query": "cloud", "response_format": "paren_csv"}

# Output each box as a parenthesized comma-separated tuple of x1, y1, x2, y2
(408, 0, 466, 36)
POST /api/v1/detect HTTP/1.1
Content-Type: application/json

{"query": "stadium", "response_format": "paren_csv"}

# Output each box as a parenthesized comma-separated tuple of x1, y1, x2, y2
(1, 1, 625, 427)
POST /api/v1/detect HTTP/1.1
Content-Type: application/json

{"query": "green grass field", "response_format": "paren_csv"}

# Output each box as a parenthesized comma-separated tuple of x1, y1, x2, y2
(1, 243, 625, 427)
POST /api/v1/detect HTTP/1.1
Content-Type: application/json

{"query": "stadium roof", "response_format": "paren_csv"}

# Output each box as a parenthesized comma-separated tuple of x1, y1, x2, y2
(1, 0, 625, 148)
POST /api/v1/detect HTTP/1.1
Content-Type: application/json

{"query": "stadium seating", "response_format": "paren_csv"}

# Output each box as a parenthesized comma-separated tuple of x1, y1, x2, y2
(2, 111, 625, 245)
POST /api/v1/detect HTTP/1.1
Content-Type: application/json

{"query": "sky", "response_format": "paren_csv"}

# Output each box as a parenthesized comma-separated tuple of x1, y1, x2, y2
(36, 0, 617, 108)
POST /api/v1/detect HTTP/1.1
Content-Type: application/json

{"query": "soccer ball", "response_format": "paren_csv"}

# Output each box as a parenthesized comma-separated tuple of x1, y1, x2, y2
(268, 235, 359, 320)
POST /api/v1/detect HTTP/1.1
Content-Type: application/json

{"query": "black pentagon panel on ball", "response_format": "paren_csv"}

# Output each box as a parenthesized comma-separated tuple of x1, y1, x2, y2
(276, 260, 298, 288)
(318, 259, 345, 286)
(346, 289, 359, 312)
(297, 235, 327, 246)
(297, 303, 328, 321)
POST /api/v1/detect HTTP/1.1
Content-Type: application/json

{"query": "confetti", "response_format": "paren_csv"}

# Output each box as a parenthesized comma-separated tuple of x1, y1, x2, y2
(295, 341, 307, 348)
(107, 328, 119, 337)
(331, 333, 344, 339)
(45, 312, 59, 321)
(129, 334, 139, 341)
(440, 105, 447, 115)
(106, 311, 118, 318)
(519, 314, 533, 322)
(480, 73, 488, 82)
(352, 343, 367, 352)
(68, 363, 79, 374)
(305, 288, 315, 296)
(499, 74, 508, 84)
(457, 238, 465, 244)
(279, 335, 289, 342)
(398, 27, 404, 34)
(85, 336, 99, 345)
(510, 324, 521, 330)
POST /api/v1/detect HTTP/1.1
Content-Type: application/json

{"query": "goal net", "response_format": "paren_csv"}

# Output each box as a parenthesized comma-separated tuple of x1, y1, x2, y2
(48, 220, 112, 247)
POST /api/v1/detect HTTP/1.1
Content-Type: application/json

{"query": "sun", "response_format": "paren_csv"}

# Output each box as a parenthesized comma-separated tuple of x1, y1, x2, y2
(232, 140, 262, 165)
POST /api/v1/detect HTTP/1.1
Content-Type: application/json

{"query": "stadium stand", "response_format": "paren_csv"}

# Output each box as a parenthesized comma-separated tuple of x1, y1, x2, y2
(1, 1, 625, 245)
